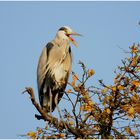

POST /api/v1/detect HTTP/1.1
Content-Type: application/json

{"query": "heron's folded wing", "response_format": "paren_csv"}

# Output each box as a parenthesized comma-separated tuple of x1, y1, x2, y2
(37, 43, 54, 93)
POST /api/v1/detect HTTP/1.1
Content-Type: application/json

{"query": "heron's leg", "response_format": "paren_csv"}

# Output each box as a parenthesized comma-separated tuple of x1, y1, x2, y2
(55, 93, 63, 120)
(49, 88, 52, 116)
(55, 93, 68, 130)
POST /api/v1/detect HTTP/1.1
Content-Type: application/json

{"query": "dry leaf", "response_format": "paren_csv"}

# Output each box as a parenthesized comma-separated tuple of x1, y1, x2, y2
(128, 107, 134, 114)
(131, 80, 140, 87)
(72, 74, 78, 81)
(88, 69, 95, 77)
(67, 89, 72, 93)
(27, 131, 36, 139)
(106, 108, 111, 114)
(69, 121, 74, 125)
(117, 85, 124, 90)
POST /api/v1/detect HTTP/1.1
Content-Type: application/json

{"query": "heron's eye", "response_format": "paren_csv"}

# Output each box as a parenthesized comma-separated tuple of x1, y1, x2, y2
(65, 30, 69, 35)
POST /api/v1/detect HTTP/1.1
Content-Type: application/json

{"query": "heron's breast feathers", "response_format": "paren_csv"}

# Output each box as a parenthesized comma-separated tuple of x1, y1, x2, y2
(46, 51, 71, 89)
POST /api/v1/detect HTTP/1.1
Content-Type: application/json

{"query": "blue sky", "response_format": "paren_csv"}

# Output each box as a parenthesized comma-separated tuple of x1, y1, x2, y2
(0, 1, 140, 138)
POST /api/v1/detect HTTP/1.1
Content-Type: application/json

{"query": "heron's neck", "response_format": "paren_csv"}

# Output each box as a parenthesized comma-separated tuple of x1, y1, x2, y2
(53, 31, 70, 47)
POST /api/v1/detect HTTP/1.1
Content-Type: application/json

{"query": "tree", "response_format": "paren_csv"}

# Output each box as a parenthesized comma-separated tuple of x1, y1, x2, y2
(23, 44, 140, 139)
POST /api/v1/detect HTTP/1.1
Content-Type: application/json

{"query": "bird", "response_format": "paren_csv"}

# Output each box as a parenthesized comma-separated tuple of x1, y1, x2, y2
(37, 26, 81, 113)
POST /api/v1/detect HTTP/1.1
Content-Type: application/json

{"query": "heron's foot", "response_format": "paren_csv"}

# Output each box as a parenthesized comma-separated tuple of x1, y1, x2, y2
(35, 114, 44, 120)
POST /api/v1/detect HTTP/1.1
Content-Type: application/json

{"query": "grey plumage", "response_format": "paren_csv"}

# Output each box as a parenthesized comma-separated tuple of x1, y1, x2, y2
(37, 26, 81, 113)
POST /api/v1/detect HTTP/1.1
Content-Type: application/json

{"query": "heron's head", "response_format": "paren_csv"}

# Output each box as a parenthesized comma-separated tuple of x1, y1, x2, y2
(57, 26, 81, 47)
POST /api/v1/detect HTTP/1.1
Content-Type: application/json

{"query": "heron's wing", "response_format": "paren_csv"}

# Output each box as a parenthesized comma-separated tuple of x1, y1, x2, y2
(37, 42, 54, 105)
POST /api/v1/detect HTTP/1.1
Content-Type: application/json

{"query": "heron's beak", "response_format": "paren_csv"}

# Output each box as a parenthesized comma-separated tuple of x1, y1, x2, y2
(71, 32, 82, 36)
(68, 32, 82, 47)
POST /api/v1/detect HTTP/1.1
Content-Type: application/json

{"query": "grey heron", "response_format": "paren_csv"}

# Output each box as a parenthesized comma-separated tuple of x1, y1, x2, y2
(37, 26, 81, 113)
